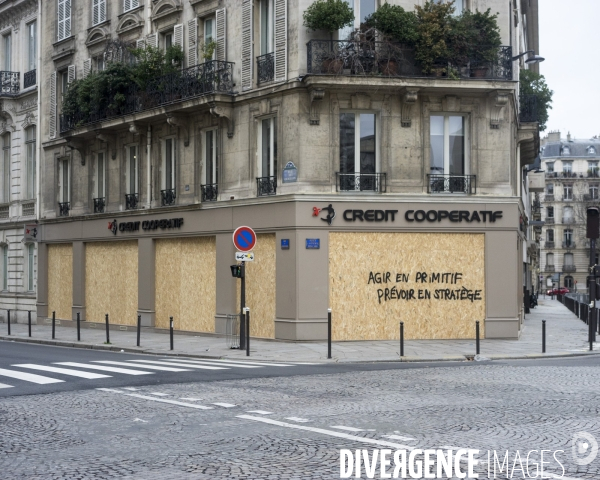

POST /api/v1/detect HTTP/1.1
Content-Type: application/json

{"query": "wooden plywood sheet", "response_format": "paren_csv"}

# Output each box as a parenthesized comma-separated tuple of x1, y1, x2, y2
(85, 241, 138, 325)
(155, 237, 216, 332)
(329, 233, 485, 340)
(47, 244, 73, 320)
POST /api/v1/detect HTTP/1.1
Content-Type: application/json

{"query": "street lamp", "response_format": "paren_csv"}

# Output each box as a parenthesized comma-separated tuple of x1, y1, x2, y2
(511, 50, 545, 64)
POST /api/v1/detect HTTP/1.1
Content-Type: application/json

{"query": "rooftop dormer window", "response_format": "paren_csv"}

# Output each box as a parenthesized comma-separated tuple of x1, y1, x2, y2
(562, 145, 570, 156)
(588, 146, 596, 155)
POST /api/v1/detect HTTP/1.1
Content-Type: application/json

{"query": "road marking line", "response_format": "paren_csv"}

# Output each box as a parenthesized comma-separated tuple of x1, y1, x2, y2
(55, 362, 153, 375)
(96, 388, 124, 393)
(212, 402, 237, 408)
(0, 367, 64, 384)
(148, 392, 169, 396)
(331, 425, 364, 432)
(122, 387, 139, 391)
(161, 359, 261, 369)
(93, 361, 191, 372)
(173, 358, 294, 367)
(13, 364, 111, 379)
(236, 415, 414, 450)
(129, 360, 227, 370)
(179, 397, 203, 401)
(124, 393, 213, 410)
(285, 417, 310, 422)
(0, 383, 13, 389)
(246, 410, 273, 415)
(383, 434, 416, 441)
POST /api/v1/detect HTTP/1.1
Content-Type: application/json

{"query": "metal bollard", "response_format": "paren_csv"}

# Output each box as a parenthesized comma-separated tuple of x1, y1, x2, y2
(6, 309, 10, 336)
(170, 317, 174, 350)
(542, 320, 546, 353)
(137, 315, 141, 347)
(105, 313, 110, 344)
(246, 308, 250, 357)
(52, 311, 56, 339)
(400, 321, 404, 357)
(77, 312, 81, 341)
(476, 321, 480, 355)
(28, 310, 31, 337)
(327, 308, 332, 359)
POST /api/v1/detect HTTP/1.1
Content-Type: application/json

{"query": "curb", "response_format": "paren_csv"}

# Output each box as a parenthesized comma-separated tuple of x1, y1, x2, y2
(2, 334, 600, 364)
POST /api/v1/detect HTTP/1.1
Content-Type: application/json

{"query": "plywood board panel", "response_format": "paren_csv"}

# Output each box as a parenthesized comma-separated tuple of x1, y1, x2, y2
(329, 233, 485, 340)
(155, 237, 216, 332)
(47, 244, 73, 320)
(85, 241, 138, 325)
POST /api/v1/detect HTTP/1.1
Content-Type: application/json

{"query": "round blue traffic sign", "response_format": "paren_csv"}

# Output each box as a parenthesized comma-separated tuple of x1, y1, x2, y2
(233, 226, 257, 252)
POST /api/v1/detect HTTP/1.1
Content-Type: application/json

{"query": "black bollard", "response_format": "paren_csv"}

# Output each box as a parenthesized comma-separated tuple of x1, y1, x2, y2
(170, 317, 174, 351)
(7, 309, 10, 336)
(246, 308, 250, 357)
(28, 310, 31, 337)
(327, 308, 332, 359)
(77, 312, 81, 341)
(542, 320, 546, 353)
(476, 321, 480, 355)
(105, 313, 110, 344)
(52, 311, 56, 339)
(137, 315, 141, 347)
(400, 321, 404, 357)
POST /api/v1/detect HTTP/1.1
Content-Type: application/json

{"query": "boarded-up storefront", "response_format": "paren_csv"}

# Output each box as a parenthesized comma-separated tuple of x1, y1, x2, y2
(47, 244, 73, 320)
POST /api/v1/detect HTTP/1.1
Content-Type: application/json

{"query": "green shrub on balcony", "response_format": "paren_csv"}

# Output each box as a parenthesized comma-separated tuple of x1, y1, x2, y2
(363, 4, 419, 46)
(303, 0, 354, 40)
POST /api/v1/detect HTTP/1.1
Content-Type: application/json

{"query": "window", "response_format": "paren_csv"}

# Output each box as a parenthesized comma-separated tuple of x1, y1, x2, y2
(546, 252, 554, 265)
(27, 22, 36, 72)
(57, 0, 72, 41)
(204, 17, 215, 60)
(2, 245, 7, 291)
(96, 152, 105, 199)
(546, 162, 554, 173)
(92, 0, 107, 26)
(564, 253, 574, 266)
(340, 0, 376, 39)
(436, 0, 464, 15)
(204, 129, 218, 186)
(3, 34, 10, 71)
(340, 113, 378, 191)
(563, 206, 573, 223)
(25, 126, 36, 199)
(562, 161, 572, 174)
(126, 146, 138, 195)
(260, 0, 274, 55)
(564, 276, 573, 289)
(430, 115, 466, 176)
(590, 185, 599, 200)
(59, 159, 70, 203)
(1, 133, 10, 203)
(589, 146, 597, 155)
(163, 32, 173, 51)
(93, 55, 105, 72)
(589, 161, 598, 177)
(161, 139, 176, 205)
(546, 183, 554, 195)
(564, 229, 573, 246)
(259, 117, 277, 179)
(546, 229, 554, 242)
(124, 0, 139, 13)
(563, 184, 573, 200)
(547, 206, 554, 218)
(27, 244, 35, 292)
(562, 145, 570, 156)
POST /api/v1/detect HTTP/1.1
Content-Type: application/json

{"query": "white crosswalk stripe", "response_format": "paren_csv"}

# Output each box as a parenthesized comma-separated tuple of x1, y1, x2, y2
(92, 361, 191, 372)
(54, 362, 153, 375)
(0, 367, 64, 384)
(129, 360, 227, 370)
(0, 383, 13, 389)
(162, 358, 261, 369)
(170, 358, 294, 367)
(13, 364, 111, 379)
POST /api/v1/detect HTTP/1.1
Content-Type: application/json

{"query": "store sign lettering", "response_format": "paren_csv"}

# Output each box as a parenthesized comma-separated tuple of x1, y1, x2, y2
(338, 209, 503, 223)
(108, 218, 184, 235)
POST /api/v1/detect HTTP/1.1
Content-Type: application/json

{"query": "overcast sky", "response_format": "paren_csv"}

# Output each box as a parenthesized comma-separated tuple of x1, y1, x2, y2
(539, 0, 599, 140)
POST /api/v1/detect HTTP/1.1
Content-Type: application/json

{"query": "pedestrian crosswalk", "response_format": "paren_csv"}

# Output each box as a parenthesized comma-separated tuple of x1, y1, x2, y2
(0, 356, 313, 392)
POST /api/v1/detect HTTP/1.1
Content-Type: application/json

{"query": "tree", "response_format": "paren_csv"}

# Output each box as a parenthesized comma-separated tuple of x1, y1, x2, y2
(303, 0, 355, 41)
(363, 4, 419, 46)
(520, 70, 553, 131)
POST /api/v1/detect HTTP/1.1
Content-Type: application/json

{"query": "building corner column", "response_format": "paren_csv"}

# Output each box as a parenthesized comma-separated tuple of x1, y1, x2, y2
(137, 237, 155, 326)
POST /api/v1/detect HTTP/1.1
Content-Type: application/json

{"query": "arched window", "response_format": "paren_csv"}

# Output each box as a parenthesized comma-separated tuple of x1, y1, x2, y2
(562, 145, 571, 156)
(546, 229, 554, 242)
(564, 276, 574, 288)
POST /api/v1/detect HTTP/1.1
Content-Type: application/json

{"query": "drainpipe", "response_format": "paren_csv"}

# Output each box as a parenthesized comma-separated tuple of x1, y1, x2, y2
(146, 125, 152, 208)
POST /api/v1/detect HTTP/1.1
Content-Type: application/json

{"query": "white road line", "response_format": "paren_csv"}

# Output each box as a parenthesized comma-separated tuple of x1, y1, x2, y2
(0, 383, 13, 389)
(122, 387, 139, 391)
(13, 364, 111, 379)
(0, 367, 64, 384)
(124, 393, 213, 410)
(55, 362, 153, 375)
(148, 392, 169, 397)
(92, 361, 191, 372)
(237, 415, 414, 450)
(285, 417, 310, 423)
(129, 360, 227, 371)
(330, 425, 364, 432)
(212, 403, 237, 408)
(179, 397, 203, 401)
(246, 410, 273, 415)
(382, 434, 416, 441)
(161, 359, 261, 369)
(96, 388, 124, 393)
(174, 358, 294, 367)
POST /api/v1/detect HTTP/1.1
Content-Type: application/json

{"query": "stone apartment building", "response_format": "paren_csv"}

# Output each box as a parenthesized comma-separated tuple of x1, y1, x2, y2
(36, 0, 541, 340)
(539, 131, 600, 294)
(0, 0, 39, 322)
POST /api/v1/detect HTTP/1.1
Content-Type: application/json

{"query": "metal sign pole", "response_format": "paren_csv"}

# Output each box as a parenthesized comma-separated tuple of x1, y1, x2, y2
(240, 262, 246, 350)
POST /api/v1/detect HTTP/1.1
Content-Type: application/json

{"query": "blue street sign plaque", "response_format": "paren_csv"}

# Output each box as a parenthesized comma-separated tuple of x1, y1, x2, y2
(282, 162, 298, 183)
(281, 239, 290, 249)
(305, 238, 320, 249)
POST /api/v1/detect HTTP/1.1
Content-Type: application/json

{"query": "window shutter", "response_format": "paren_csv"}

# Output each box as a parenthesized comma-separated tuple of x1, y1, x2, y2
(83, 59, 91, 78)
(67, 65, 76, 84)
(99, 0, 106, 24)
(215, 8, 226, 62)
(136, 38, 145, 49)
(187, 18, 197, 67)
(92, 0, 99, 26)
(124, 0, 131, 12)
(146, 33, 158, 49)
(274, 0, 287, 82)
(57, 0, 65, 40)
(64, 0, 71, 38)
(173, 24, 184, 49)
(49, 72, 57, 139)
(241, 0, 253, 91)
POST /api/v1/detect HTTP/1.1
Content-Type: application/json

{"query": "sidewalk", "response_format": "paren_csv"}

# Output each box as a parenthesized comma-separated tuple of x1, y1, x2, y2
(0, 299, 597, 363)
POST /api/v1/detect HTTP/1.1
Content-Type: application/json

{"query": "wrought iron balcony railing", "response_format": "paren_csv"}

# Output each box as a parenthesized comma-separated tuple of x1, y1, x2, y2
(584, 194, 599, 201)
(161, 189, 176, 206)
(427, 174, 476, 194)
(545, 194, 554, 201)
(544, 265, 555, 272)
(58, 202, 70, 217)
(201, 183, 218, 202)
(545, 241, 555, 249)
(519, 94, 538, 123)
(257, 53, 275, 84)
(562, 241, 576, 249)
(307, 40, 512, 80)
(0, 71, 20, 96)
(563, 265, 576, 273)
(60, 60, 235, 132)
(336, 172, 387, 192)
(545, 217, 555, 225)
(93, 197, 105, 213)
(125, 193, 138, 210)
(23, 69, 36, 88)
(257, 176, 277, 197)
(562, 217, 575, 224)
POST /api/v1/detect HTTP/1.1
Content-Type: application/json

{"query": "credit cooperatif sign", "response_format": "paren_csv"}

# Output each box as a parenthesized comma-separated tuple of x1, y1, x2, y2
(108, 218, 184, 235)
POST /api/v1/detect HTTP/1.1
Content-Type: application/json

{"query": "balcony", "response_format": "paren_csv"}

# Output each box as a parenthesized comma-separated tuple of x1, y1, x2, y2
(125, 193, 139, 210)
(257, 176, 277, 197)
(519, 94, 538, 123)
(58, 202, 70, 217)
(336, 173, 387, 193)
(545, 241, 555, 249)
(544, 265, 555, 272)
(545, 194, 554, 201)
(562, 241, 576, 249)
(560, 172, 577, 178)
(60, 61, 234, 133)
(587, 171, 600, 178)
(201, 184, 218, 202)
(161, 189, 176, 206)
(562, 217, 575, 224)
(545, 217, 555, 225)
(0, 71, 20, 96)
(546, 172, 558, 178)
(306, 40, 512, 80)
(93, 197, 105, 213)
(563, 265, 577, 273)
(427, 174, 476, 194)
(584, 194, 599, 202)
(257, 53, 275, 85)
(23, 69, 36, 89)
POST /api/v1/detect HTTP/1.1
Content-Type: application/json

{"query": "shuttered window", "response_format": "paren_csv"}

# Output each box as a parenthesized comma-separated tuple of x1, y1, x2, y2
(274, 0, 287, 82)
(57, 0, 71, 41)
(124, 0, 139, 12)
(173, 24, 184, 51)
(241, 0, 253, 91)
(188, 18, 197, 67)
(49, 72, 57, 139)
(83, 59, 92, 78)
(146, 33, 158, 49)
(92, 0, 107, 26)
(215, 9, 226, 61)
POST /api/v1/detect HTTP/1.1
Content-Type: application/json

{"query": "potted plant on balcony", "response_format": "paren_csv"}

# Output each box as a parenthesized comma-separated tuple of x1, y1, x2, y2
(414, 1, 453, 76)
(460, 9, 501, 78)
(303, 0, 354, 74)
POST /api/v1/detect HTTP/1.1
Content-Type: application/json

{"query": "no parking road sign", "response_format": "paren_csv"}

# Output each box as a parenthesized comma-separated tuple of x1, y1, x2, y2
(233, 226, 257, 252)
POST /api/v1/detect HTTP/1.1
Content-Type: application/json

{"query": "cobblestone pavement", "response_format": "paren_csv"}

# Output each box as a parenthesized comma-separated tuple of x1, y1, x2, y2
(1, 357, 600, 479)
